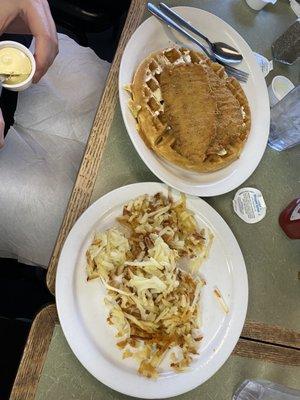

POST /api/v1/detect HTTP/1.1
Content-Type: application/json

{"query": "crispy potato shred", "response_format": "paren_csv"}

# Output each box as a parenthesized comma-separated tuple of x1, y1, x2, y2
(86, 192, 213, 378)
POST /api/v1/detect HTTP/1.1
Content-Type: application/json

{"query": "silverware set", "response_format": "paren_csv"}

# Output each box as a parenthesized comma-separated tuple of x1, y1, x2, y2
(148, 2, 249, 82)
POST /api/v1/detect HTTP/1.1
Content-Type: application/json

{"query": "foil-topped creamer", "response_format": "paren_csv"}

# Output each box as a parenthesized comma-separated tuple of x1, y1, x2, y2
(233, 187, 266, 223)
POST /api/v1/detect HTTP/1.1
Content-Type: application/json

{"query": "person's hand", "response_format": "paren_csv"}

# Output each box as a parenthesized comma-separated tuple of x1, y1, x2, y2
(0, 0, 58, 83)
(0, 109, 4, 148)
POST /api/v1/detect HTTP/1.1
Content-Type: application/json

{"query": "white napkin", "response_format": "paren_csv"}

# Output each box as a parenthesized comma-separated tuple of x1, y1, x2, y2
(290, 1, 300, 17)
(0, 34, 110, 266)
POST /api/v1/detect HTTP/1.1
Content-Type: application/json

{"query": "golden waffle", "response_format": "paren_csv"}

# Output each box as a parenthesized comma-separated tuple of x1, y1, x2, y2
(129, 48, 251, 173)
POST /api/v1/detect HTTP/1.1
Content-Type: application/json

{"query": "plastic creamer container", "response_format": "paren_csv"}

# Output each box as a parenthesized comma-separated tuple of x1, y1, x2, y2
(245, 0, 277, 11)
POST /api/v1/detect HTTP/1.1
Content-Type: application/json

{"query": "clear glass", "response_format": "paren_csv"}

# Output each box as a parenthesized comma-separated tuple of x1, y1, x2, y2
(268, 85, 300, 151)
(233, 379, 300, 400)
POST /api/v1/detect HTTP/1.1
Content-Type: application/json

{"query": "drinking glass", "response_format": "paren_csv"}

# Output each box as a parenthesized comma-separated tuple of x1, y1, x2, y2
(268, 85, 300, 151)
(233, 379, 300, 400)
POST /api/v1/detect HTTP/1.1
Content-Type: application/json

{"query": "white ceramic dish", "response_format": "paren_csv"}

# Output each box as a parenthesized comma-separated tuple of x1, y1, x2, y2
(119, 7, 270, 196)
(56, 182, 248, 399)
(0, 41, 36, 92)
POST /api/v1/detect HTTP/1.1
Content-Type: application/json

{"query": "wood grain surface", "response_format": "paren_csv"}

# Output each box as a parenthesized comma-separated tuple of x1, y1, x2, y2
(10, 305, 59, 400)
(10, 304, 300, 399)
(234, 338, 300, 366)
(47, 0, 147, 296)
(242, 321, 300, 350)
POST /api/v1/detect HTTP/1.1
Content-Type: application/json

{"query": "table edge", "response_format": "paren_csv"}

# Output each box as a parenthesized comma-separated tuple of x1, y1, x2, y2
(242, 320, 300, 350)
(46, 0, 147, 295)
(9, 304, 59, 400)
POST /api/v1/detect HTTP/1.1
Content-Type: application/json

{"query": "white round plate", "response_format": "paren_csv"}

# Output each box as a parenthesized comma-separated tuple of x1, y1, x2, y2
(119, 7, 270, 196)
(56, 182, 248, 398)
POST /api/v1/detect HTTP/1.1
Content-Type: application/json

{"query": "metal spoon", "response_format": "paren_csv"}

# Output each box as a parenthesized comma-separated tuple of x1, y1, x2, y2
(148, 2, 215, 60)
(158, 2, 243, 65)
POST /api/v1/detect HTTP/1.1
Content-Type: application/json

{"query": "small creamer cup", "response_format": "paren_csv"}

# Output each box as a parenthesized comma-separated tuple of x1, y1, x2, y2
(0, 41, 36, 92)
(267, 75, 295, 107)
(245, 0, 277, 11)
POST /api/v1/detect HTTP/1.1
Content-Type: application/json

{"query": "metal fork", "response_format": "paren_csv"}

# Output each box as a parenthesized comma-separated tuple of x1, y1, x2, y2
(218, 61, 248, 82)
(147, 3, 249, 83)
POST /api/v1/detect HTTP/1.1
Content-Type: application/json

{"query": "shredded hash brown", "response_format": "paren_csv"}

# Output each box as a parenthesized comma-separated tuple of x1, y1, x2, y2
(86, 192, 213, 378)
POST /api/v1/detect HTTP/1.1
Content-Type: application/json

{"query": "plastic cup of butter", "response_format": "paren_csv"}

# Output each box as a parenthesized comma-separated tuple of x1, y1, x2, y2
(0, 41, 36, 92)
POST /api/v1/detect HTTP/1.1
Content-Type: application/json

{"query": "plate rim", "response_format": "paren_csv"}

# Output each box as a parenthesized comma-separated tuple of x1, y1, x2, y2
(118, 6, 270, 197)
(56, 182, 248, 398)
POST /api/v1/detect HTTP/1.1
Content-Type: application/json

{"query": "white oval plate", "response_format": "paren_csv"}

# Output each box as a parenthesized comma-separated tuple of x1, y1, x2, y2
(119, 7, 270, 196)
(56, 182, 248, 398)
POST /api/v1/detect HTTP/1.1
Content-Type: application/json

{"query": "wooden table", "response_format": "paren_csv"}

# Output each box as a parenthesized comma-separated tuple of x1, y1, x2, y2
(47, 0, 300, 337)
(11, 0, 300, 398)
